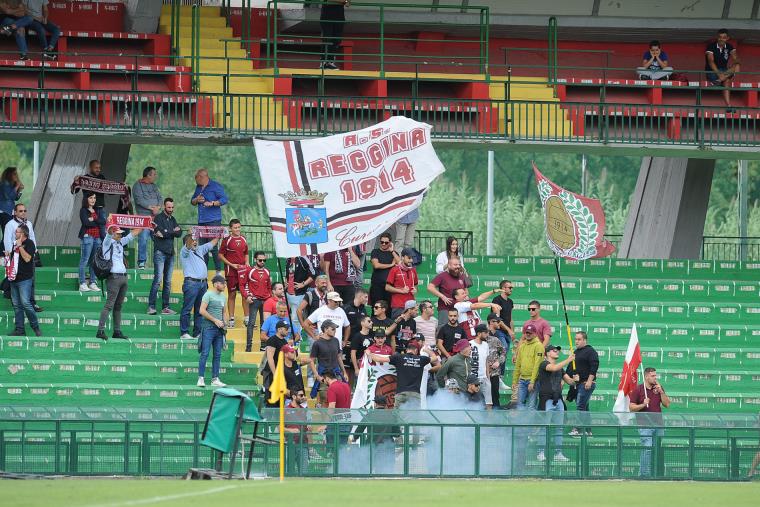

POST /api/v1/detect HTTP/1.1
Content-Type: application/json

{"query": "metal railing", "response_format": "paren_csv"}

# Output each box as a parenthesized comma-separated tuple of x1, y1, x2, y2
(416, 229, 473, 256)
(702, 236, 760, 261)
(1, 408, 758, 479)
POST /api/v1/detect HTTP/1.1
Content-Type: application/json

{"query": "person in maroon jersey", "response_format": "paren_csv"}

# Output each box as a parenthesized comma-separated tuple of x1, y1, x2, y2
(238, 250, 272, 352)
(218, 218, 248, 329)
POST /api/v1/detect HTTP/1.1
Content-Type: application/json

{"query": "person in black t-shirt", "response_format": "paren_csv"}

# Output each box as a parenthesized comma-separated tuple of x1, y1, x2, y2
(536, 344, 576, 462)
(386, 300, 417, 352)
(369, 233, 400, 306)
(350, 315, 373, 372)
(491, 280, 515, 340)
(705, 28, 741, 108)
(371, 299, 394, 343)
(343, 287, 368, 334)
(8, 224, 40, 336)
(368, 340, 440, 409)
(263, 321, 291, 406)
(282, 343, 309, 397)
(436, 308, 466, 359)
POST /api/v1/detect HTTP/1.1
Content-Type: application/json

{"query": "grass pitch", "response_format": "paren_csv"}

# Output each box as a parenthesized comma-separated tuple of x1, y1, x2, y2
(3, 479, 759, 507)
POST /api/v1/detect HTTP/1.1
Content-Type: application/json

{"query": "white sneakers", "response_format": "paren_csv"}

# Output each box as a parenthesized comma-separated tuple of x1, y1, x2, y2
(537, 451, 570, 462)
(243, 316, 249, 327)
(89, 282, 99, 291)
(79, 283, 90, 292)
(226, 317, 235, 329)
(197, 377, 226, 387)
(181, 333, 195, 340)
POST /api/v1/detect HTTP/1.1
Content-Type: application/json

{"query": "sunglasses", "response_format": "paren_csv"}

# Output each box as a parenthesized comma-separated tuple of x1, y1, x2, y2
(256, 258, 266, 262)
(379, 241, 390, 245)
(373, 305, 382, 309)
(528, 307, 538, 311)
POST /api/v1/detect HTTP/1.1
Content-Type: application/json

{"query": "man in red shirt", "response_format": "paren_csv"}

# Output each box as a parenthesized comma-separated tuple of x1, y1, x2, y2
(426, 257, 468, 323)
(323, 370, 352, 447)
(263, 281, 286, 319)
(384, 247, 419, 319)
(239, 250, 272, 352)
(321, 247, 361, 304)
(218, 219, 248, 329)
(630, 367, 671, 477)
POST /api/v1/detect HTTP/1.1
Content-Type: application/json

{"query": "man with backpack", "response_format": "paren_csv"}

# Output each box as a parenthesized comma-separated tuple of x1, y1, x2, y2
(95, 224, 140, 341)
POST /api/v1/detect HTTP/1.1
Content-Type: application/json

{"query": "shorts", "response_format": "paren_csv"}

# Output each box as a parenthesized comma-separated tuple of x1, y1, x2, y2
(226, 274, 239, 292)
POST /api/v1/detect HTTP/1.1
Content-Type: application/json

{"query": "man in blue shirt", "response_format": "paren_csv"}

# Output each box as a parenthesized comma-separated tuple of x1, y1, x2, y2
(179, 233, 219, 340)
(190, 169, 228, 275)
(96, 224, 140, 341)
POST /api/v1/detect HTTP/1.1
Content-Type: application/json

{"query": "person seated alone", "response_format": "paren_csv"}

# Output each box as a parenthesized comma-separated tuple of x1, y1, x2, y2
(637, 40, 673, 81)
(705, 28, 741, 109)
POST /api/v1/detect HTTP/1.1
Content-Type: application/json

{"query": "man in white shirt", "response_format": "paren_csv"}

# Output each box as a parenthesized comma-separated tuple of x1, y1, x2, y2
(470, 323, 492, 409)
(413, 300, 438, 347)
(3, 203, 41, 312)
(307, 291, 350, 344)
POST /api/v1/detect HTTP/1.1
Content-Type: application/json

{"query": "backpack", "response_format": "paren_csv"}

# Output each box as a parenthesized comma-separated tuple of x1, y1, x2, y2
(301, 288, 323, 321)
(91, 244, 114, 280)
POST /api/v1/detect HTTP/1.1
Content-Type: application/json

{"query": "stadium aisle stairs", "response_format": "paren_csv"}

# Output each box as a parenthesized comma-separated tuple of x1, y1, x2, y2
(157, 4, 288, 130)
(489, 77, 574, 137)
(0, 247, 265, 411)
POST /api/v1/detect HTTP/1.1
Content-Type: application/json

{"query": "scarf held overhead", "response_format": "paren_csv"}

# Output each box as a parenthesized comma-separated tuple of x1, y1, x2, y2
(71, 175, 132, 210)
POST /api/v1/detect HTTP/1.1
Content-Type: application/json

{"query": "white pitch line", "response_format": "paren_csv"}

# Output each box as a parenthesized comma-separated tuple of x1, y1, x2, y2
(80, 484, 242, 507)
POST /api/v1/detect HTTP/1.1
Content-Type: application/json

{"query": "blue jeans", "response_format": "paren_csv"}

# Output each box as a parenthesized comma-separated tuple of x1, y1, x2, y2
(198, 326, 224, 378)
(78, 235, 101, 284)
(198, 220, 222, 271)
(576, 382, 595, 429)
(1, 16, 33, 55)
(11, 278, 38, 331)
(539, 398, 564, 454)
(180, 279, 207, 336)
(149, 250, 174, 310)
(137, 228, 151, 265)
(29, 19, 60, 50)
(516, 379, 538, 410)
(639, 428, 664, 477)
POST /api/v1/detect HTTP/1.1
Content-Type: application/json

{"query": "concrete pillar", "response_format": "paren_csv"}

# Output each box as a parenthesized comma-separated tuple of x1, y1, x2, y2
(124, 0, 162, 33)
(29, 142, 130, 246)
(619, 157, 715, 259)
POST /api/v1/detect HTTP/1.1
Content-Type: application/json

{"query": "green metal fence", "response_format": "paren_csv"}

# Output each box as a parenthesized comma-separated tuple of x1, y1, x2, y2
(1, 407, 757, 479)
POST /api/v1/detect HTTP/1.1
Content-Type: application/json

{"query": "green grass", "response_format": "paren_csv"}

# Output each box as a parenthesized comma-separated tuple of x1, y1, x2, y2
(4, 479, 760, 507)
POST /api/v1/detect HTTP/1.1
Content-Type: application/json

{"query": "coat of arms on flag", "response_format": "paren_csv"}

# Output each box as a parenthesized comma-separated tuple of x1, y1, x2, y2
(533, 163, 616, 260)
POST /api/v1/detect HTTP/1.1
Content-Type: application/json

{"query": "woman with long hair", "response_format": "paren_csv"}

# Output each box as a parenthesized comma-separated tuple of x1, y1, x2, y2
(435, 236, 467, 274)
(0, 166, 24, 226)
(77, 192, 104, 292)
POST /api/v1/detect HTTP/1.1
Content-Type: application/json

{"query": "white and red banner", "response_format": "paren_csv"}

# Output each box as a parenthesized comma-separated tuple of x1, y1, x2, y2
(191, 225, 228, 239)
(534, 163, 616, 260)
(613, 323, 643, 414)
(254, 117, 445, 258)
(106, 214, 153, 230)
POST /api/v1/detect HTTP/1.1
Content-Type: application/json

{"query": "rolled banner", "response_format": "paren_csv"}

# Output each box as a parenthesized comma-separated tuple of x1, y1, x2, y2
(191, 225, 228, 239)
(106, 214, 154, 231)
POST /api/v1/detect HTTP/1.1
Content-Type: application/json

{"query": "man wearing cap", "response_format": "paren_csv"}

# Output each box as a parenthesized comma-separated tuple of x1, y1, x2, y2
(436, 309, 466, 359)
(263, 319, 293, 405)
(536, 344, 576, 462)
(96, 224, 141, 341)
(385, 247, 419, 318)
(385, 300, 417, 352)
(179, 233, 220, 341)
(308, 320, 347, 398)
(307, 291, 350, 345)
(512, 323, 546, 410)
(486, 316, 507, 408)
(452, 287, 502, 340)
(462, 374, 486, 405)
(197, 274, 228, 388)
(368, 340, 440, 411)
(239, 251, 272, 352)
(469, 323, 493, 409)
(436, 338, 472, 391)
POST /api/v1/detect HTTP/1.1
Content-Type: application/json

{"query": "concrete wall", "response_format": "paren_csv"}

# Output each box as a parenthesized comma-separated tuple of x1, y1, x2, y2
(30, 143, 130, 247)
(619, 156, 715, 259)
(124, 0, 162, 33)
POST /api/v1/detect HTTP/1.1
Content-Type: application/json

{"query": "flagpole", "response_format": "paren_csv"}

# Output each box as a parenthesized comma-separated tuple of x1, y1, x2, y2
(553, 257, 576, 369)
(279, 389, 285, 482)
(640, 361, 648, 401)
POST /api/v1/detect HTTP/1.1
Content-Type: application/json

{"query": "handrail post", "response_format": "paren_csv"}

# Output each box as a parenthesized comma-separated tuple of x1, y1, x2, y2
(379, 5, 385, 78)
(482, 7, 490, 76)
(170, 0, 177, 56)
(548, 17, 557, 84)
(274, 0, 279, 76)
(243, 0, 251, 53)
